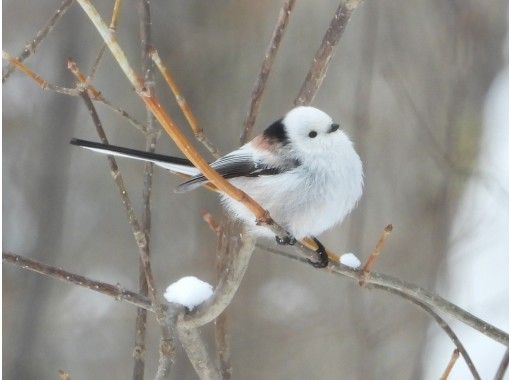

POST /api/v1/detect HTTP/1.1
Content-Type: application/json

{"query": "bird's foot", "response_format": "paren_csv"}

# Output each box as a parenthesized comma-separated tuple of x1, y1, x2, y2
(307, 237, 329, 268)
(275, 235, 296, 246)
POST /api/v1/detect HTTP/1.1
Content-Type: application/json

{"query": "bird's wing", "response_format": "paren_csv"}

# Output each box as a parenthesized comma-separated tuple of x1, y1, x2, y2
(176, 146, 296, 192)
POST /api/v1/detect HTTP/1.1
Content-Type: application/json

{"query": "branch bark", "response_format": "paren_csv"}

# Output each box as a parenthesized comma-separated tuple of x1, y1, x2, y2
(179, 229, 255, 330)
(177, 322, 221, 380)
(151, 49, 221, 159)
(3, 252, 153, 311)
(133, 0, 158, 378)
(258, 244, 509, 347)
(2, 0, 75, 83)
(376, 286, 480, 379)
(294, 0, 364, 106)
(240, 0, 296, 144)
(494, 348, 509, 380)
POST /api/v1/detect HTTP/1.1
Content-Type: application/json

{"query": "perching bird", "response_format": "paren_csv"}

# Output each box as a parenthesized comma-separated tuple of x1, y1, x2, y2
(71, 106, 364, 267)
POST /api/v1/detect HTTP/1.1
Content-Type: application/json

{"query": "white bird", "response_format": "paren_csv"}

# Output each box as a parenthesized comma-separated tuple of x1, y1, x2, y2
(71, 106, 364, 267)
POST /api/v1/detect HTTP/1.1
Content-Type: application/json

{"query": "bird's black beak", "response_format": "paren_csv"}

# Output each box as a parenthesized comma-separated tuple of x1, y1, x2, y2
(328, 123, 340, 133)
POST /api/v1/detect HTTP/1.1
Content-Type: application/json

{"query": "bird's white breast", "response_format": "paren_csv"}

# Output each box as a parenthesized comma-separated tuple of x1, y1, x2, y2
(220, 142, 363, 240)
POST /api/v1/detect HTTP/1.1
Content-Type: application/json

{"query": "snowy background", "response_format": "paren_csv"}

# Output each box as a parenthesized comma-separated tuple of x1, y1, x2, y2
(3, 0, 508, 379)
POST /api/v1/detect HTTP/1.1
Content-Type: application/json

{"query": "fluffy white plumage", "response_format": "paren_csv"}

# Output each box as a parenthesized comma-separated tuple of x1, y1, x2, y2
(222, 107, 363, 239)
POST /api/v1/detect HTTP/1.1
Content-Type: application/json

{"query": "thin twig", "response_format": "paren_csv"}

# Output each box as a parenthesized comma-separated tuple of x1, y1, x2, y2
(78, 89, 158, 305)
(257, 244, 509, 347)
(2, 0, 75, 83)
(98, 97, 148, 134)
(154, 324, 177, 380)
(79, 83, 176, 378)
(87, 0, 123, 83)
(3, 52, 147, 134)
(294, 0, 364, 106)
(177, 321, 222, 380)
(360, 224, 393, 284)
(214, 313, 231, 380)
(214, 219, 233, 380)
(375, 286, 480, 380)
(240, 0, 296, 144)
(151, 49, 220, 158)
(440, 349, 460, 380)
(3, 51, 77, 95)
(3, 252, 153, 311)
(134, 1, 160, 379)
(494, 348, 509, 380)
(68, 57, 147, 134)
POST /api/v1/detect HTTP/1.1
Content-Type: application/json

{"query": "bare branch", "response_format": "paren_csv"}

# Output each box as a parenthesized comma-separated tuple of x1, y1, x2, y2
(494, 349, 509, 380)
(3, 52, 147, 134)
(214, 313, 231, 380)
(153, 324, 177, 380)
(151, 49, 221, 158)
(177, 321, 221, 380)
(294, 0, 364, 106)
(378, 286, 480, 379)
(2, 0, 75, 83)
(3, 50, 77, 95)
(3, 252, 153, 311)
(87, 0, 123, 82)
(360, 224, 393, 284)
(258, 244, 509, 347)
(440, 349, 460, 380)
(213, 218, 232, 380)
(134, 1, 160, 378)
(180, 228, 255, 329)
(77, 89, 158, 305)
(240, 0, 296, 144)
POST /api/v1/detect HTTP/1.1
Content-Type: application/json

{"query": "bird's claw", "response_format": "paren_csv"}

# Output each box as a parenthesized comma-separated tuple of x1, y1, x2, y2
(275, 235, 296, 245)
(307, 237, 329, 268)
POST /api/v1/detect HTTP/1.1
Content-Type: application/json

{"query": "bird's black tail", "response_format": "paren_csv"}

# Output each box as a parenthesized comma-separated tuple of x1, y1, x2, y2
(70, 138, 199, 176)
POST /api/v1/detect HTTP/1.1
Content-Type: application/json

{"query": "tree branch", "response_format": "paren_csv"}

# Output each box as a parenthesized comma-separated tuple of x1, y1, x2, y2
(151, 49, 221, 159)
(179, 229, 255, 330)
(440, 349, 460, 380)
(240, 0, 296, 144)
(375, 286, 480, 380)
(2, 0, 75, 83)
(294, 0, 364, 106)
(257, 244, 509, 347)
(3, 252, 153, 311)
(87, 0, 123, 83)
(133, 0, 158, 378)
(176, 321, 221, 380)
(494, 348, 509, 380)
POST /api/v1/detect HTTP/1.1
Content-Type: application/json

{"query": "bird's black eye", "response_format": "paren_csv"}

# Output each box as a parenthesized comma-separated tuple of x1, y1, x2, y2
(308, 131, 318, 138)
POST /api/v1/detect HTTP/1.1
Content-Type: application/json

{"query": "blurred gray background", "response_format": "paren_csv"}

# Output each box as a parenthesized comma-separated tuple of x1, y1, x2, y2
(3, 0, 508, 379)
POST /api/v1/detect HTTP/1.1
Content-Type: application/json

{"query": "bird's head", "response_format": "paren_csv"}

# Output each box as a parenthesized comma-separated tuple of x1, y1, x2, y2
(282, 106, 350, 157)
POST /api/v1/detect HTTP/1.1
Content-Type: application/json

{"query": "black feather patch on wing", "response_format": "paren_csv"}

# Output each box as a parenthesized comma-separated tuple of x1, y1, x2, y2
(176, 152, 297, 192)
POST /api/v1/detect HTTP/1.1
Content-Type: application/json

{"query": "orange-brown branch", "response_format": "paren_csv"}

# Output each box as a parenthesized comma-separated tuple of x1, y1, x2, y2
(362, 224, 393, 274)
(440, 349, 460, 380)
(150, 48, 221, 158)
